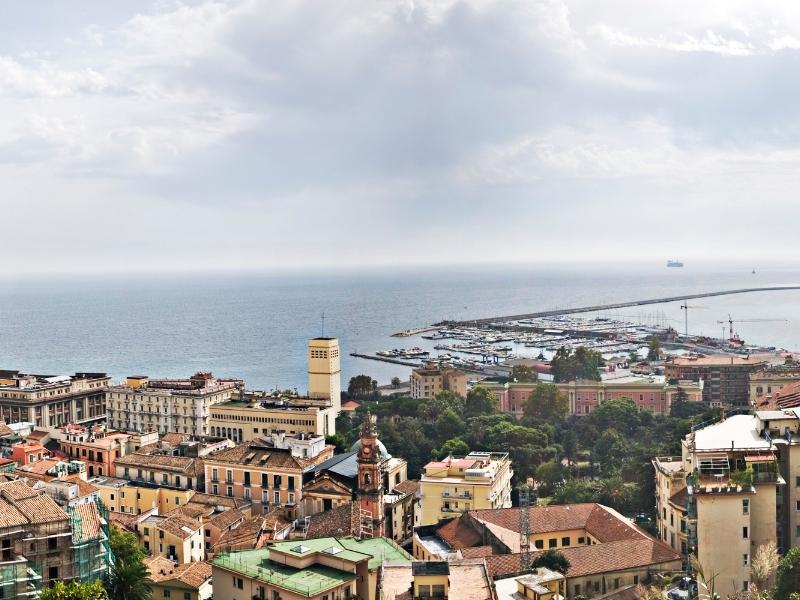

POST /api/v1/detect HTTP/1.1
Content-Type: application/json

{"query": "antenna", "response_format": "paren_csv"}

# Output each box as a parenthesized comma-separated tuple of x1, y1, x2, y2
(519, 484, 532, 571)
(321, 311, 325, 337)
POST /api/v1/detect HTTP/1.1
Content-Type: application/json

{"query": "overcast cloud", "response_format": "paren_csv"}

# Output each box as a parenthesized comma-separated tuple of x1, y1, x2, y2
(4, 0, 800, 272)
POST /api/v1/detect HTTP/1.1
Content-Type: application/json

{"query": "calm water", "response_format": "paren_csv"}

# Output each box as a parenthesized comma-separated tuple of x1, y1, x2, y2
(2, 262, 800, 389)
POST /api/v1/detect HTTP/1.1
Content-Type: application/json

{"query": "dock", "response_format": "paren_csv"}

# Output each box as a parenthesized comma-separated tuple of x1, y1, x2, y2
(443, 285, 800, 326)
(350, 353, 420, 367)
(391, 326, 440, 337)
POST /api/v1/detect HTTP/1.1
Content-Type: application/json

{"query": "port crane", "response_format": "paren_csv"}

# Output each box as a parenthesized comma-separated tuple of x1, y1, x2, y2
(679, 302, 707, 337)
(716, 314, 788, 342)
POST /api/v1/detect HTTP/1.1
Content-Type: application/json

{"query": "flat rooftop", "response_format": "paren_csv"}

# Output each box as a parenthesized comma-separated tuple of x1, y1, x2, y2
(212, 549, 355, 596)
(693, 414, 772, 452)
(669, 355, 764, 366)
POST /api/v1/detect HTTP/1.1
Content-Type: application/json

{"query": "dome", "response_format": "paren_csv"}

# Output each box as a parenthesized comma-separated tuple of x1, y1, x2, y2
(350, 438, 392, 461)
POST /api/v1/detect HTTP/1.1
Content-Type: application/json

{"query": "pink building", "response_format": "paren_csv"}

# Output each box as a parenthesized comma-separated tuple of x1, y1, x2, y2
(486, 377, 703, 418)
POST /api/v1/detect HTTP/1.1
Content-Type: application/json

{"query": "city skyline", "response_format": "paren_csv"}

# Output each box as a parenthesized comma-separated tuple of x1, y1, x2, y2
(5, 1, 800, 273)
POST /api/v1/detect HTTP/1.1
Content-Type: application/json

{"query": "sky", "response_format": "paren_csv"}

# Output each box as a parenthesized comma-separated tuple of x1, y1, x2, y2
(4, 0, 800, 272)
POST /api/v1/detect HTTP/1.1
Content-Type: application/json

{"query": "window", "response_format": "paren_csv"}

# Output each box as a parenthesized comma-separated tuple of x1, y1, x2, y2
(212, 468, 218, 481)
(227, 486, 233, 497)
(577, 537, 585, 544)
(743, 581, 749, 591)
(534, 540, 544, 549)
(574, 585, 581, 596)
(261, 473, 269, 488)
(226, 469, 233, 483)
(743, 526, 749, 539)
(742, 499, 749, 514)
(614, 578, 620, 589)
(236, 578, 244, 590)
(163, 591, 171, 598)
(175, 476, 181, 487)
(796, 475, 800, 487)
(633, 576, 639, 585)
(743, 554, 749, 566)
(274, 474, 282, 488)
(212, 484, 219, 495)
(183, 593, 190, 600)
(548, 538, 557, 548)
(288, 476, 295, 490)
(49, 566, 59, 580)
(274, 490, 280, 504)
(561, 537, 570, 547)
(244, 471, 251, 487)
(796, 525, 800, 538)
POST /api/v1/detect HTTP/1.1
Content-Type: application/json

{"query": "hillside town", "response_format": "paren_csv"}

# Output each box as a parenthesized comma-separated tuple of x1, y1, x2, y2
(2, 336, 800, 599)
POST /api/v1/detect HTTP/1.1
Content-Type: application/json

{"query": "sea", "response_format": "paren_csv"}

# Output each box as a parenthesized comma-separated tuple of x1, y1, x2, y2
(2, 261, 800, 390)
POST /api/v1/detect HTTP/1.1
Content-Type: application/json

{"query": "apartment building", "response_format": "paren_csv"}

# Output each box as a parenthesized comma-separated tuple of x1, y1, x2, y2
(653, 410, 796, 597)
(420, 452, 513, 525)
(91, 476, 196, 515)
(203, 435, 334, 518)
(488, 377, 703, 418)
(60, 423, 131, 478)
(664, 355, 767, 407)
(211, 536, 411, 600)
(106, 372, 241, 435)
(410, 362, 467, 400)
(114, 452, 204, 491)
(208, 395, 336, 442)
(0, 370, 109, 431)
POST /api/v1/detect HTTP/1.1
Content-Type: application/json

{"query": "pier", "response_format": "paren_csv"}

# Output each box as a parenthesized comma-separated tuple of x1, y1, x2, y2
(443, 285, 800, 326)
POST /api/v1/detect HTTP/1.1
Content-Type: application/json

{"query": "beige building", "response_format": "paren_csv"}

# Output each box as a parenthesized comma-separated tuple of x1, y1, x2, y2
(114, 452, 204, 491)
(653, 411, 795, 598)
(203, 436, 333, 518)
(0, 370, 109, 431)
(137, 512, 204, 564)
(145, 556, 213, 600)
(208, 394, 336, 441)
(308, 337, 342, 426)
(382, 559, 496, 600)
(410, 362, 467, 400)
(211, 536, 411, 600)
(420, 452, 513, 525)
(664, 354, 769, 407)
(107, 372, 240, 436)
(90, 476, 196, 515)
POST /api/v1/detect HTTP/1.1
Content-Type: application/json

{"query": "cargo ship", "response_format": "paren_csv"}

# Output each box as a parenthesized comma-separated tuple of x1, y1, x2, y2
(667, 260, 684, 268)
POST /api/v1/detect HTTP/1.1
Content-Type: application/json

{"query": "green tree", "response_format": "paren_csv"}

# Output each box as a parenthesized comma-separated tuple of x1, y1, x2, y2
(42, 581, 108, 600)
(347, 374, 378, 399)
(435, 408, 465, 441)
(523, 383, 569, 423)
(535, 461, 566, 497)
(551, 479, 596, 504)
(511, 364, 538, 383)
(551, 347, 604, 382)
(589, 397, 641, 437)
(532, 549, 571, 574)
(561, 429, 577, 465)
(106, 526, 151, 600)
(775, 546, 800, 600)
(391, 376, 401, 388)
(594, 475, 636, 513)
(465, 386, 498, 418)
(435, 437, 470, 460)
(647, 336, 662, 361)
(325, 434, 348, 453)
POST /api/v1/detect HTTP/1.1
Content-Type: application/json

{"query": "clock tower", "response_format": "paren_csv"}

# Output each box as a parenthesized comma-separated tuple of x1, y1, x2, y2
(356, 412, 385, 538)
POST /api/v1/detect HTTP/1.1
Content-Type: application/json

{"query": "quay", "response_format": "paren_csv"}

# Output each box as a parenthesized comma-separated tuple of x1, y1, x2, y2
(392, 326, 440, 337)
(350, 353, 420, 367)
(443, 285, 800, 326)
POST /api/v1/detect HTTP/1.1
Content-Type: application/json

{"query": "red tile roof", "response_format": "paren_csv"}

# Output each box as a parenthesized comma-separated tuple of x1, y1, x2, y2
(487, 538, 681, 579)
(437, 517, 483, 549)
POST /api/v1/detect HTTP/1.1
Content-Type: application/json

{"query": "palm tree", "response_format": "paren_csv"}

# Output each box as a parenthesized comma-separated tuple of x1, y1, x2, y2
(593, 475, 635, 511)
(689, 554, 720, 600)
(106, 557, 152, 600)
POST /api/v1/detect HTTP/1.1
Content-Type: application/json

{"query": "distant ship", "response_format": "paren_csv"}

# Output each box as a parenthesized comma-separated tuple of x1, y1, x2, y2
(667, 260, 684, 268)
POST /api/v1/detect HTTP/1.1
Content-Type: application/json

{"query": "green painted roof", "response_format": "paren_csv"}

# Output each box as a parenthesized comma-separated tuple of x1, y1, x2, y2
(211, 536, 412, 595)
(211, 549, 355, 596)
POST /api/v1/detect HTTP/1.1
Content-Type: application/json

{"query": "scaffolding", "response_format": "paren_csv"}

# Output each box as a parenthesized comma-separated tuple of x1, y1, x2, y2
(66, 497, 114, 583)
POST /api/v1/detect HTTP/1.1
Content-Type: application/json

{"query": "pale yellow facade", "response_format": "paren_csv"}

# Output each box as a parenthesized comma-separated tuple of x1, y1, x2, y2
(138, 518, 204, 564)
(92, 478, 195, 515)
(107, 375, 238, 435)
(749, 368, 800, 403)
(420, 452, 513, 525)
(410, 364, 467, 400)
(208, 400, 334, 442)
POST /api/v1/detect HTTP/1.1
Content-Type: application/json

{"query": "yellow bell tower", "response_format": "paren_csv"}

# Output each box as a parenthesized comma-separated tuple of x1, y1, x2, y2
(307, 337, 341, 413)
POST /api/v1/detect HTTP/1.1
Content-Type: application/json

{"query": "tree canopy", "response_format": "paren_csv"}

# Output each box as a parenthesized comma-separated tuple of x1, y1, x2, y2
(42, 581, 108, 600)
(511, 364, 538, 383)
(532, 549, 571, 574)
(551, 347, 604, 382)
(523, 383, 568, 423)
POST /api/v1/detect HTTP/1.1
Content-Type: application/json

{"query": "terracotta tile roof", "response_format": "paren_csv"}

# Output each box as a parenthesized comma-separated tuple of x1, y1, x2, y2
(393, 479, 420, 497)
(171, 503, 211, 519)
(115, 452, 201, 475)
(186, 492, 249, 510)
(205, 443, 331, 470)
(437, 517, 483, 549)
(486, 538, 681, 579)
(161, 433, 192, 447)
(214, 511, 291, 553)
(470, 503, 648, 546)
(147, 558, 212, 589)
(460, 545, 495, 558)
(15, 494, 70, 524)
(158, 512, 201, 539)
(0, 479, 39, 501)
(61, 474, 100, 498)
(305, 501, 361, 538)
(68, 502, 104, 543)
(669, 488, 688, 507)
(209, 508, 244, 530)
(0, 421, 14, 436)
(109, 511, 140, 532)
